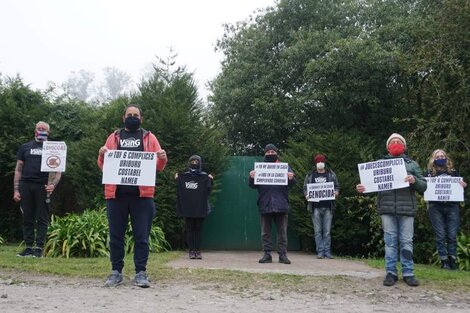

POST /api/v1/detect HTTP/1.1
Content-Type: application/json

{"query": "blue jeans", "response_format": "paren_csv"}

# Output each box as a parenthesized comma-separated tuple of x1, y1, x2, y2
(428, 202, 460, 259)
(381, 214, 414, 277)
(312, 207, 333, 257)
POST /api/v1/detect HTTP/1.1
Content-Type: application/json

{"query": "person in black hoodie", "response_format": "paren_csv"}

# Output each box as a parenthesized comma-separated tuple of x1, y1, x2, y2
(249, 144, 296, 264)
(176, 155, 213, 259)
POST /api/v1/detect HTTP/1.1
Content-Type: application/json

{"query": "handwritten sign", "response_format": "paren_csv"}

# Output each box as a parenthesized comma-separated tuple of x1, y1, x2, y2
(307, 182, 335, 202)
(254, 162, 288, 185)
(424, 177, 464, 202)
(41, 141, 67, 172)
(102, 150, 157, 186)
(358, 158, 409, 193)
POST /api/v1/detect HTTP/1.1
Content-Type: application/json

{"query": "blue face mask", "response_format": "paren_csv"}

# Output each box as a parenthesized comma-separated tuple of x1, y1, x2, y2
(434, 158, 447, 167)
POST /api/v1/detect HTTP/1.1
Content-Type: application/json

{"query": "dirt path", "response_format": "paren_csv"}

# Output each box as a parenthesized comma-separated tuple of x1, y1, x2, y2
(1, 251, 469, 313)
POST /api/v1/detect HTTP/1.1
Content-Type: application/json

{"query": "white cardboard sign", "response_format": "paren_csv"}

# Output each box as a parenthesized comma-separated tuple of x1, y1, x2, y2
(254, 162, 289, 185)
(358, 158, 409, 193)
(424, 177, 464, 202)
(102, 150, 157, 186)
(41, 141, 67, 172)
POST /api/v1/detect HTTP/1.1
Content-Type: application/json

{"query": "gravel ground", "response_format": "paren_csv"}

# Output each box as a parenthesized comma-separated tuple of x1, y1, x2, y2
(1, 251, 469, 313)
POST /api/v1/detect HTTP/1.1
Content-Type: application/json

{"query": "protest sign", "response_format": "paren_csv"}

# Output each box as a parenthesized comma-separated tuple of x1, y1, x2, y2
(102, 150, 157, 186)
(41, 141, 67, 172)
(254, 162, 288, 185)
(424, 177, 464, 202)
(306, 182, 335, 202)
(358, 158, 409, 193)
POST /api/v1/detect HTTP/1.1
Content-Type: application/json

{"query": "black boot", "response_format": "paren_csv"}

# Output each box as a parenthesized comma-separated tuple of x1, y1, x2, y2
(448, 256, 458, 270)
(259, 252, 272, 263)
(441, 258, 450, 270)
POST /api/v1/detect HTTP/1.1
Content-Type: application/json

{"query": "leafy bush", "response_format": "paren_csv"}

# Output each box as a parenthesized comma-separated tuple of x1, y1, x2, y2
(44, 208, 169, 258)
(0, 234, 5, 245)
(457, 233, 470, 271)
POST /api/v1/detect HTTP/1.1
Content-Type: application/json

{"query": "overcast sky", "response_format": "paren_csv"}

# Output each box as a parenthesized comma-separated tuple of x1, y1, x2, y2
(0, 0, 276, 99)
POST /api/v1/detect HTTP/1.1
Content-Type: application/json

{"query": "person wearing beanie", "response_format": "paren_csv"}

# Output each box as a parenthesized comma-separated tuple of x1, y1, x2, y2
(356, 133, 427, 287)
(424, 149, 467, 270)
(175, 155, 214, 260)
(303, 153, 340, 259)
(249, 144, 296, 264)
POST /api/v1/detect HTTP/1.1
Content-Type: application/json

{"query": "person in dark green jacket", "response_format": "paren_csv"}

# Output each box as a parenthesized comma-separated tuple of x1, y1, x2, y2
(356, 133, 427, 287)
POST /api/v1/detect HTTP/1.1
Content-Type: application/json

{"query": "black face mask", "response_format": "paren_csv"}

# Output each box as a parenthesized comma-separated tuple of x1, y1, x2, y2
(264, 154, 278, 162)
(124, 116, 141, 131)
(189, 163, 199, 170)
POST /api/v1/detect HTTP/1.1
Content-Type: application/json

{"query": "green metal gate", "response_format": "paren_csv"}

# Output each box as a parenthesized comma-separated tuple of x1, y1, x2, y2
(202, 156, 300, 250)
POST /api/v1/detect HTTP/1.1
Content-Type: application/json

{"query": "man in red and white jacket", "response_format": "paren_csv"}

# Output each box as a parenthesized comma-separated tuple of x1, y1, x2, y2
(97, 104, 167, 288)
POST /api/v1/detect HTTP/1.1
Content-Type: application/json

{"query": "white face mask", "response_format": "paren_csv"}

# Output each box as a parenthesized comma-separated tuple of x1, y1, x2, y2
(316, 162, 325, 170)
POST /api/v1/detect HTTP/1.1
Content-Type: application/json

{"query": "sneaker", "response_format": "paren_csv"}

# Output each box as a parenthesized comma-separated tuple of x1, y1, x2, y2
(259, 252, 272, 263)
(16, 247, 34, 257)
(316, 254, 324, 259)
(324, 254, 334, 259)
(195, 251, 202, 259)
(448, 256, 458, 271)
(189, 251, 196, 259)
(134, 271, 150, 288)
(383, 273, 398, 286)
(32, 247, 43, 258)
(403, 276, 419, 287)
(105, 270, 123, 287)
(279, 254, 291, 264)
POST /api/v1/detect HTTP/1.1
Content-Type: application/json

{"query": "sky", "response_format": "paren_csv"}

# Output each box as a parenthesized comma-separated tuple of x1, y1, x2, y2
(0, 0, 276, 99)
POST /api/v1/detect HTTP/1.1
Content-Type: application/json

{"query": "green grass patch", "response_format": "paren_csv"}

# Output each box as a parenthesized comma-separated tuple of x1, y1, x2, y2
(1, 244, 469, 293)
(367, 258, 470, 291)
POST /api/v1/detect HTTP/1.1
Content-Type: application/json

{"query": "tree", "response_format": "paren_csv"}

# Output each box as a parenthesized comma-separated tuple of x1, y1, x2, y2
(99, 66, 133, 101)
(62, 69, 95, 102)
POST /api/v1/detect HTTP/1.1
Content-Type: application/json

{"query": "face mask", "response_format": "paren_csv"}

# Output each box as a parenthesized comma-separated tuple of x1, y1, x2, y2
(434, 158, 447, 167)
(189, 163, 199, 171)
(264, 154, 278, 162)
(316, 162, 325, 170)
(124, 116, 141, 131)
(35, 130, 48, 141)
(387, 143, 405, 157)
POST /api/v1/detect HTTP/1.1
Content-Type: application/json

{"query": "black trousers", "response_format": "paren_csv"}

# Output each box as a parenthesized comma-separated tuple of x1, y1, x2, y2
(185, 217, 204, 251)
(106, 196, 155, 273)
(19, 181, 49, 248)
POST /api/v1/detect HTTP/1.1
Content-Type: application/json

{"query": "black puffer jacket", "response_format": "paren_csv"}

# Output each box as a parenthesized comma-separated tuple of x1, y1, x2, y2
(377, 154, 427, 216)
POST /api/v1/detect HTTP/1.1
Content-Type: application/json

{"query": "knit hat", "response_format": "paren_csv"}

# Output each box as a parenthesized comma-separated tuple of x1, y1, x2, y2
(386, 133, 406, 148)
(264, 144, 278, 153)
(314, 154, 326, 163)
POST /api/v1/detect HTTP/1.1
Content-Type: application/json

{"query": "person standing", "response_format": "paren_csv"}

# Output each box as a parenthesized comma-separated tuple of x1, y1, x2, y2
(249, 144, 296, 264)
(13, 121, 61, 258)
(425, 149, 467, 270)
(356, 133, 427, 287)
(175, 155, 213, 260)
(97, 104, 167, 288)
(303, 154, 340, 259)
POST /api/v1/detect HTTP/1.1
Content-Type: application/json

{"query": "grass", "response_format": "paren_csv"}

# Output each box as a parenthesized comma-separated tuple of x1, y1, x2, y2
(367, 258, 470, 291)
(1, 244, 469, 293)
